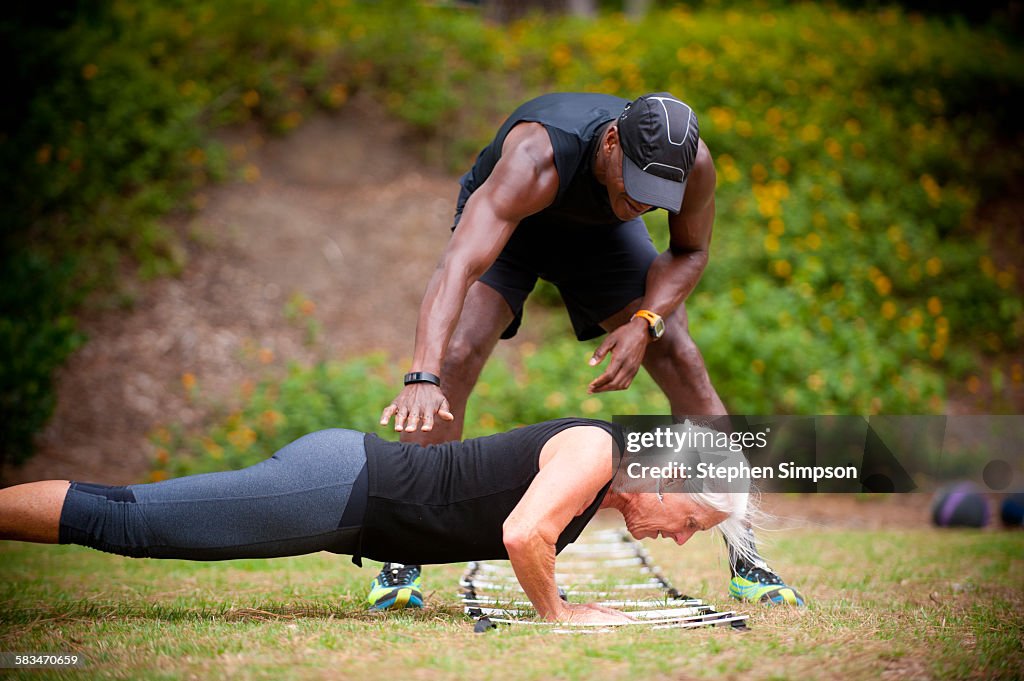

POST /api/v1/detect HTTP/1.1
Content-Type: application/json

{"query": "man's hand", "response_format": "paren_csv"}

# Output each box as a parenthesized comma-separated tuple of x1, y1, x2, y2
(380, 383, 455, 432)
(587, 317, 650, 394)
(554, 602, 636, 624)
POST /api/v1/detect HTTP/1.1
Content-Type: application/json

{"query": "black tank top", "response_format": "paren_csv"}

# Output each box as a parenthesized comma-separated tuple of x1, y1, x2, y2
(354, 418, 623, 565)
(455, 93, 630, 227)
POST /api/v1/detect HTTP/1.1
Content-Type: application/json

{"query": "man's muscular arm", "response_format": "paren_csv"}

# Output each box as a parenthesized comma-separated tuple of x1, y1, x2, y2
(381, 124, 559, 432)
(588, 141, 716, 393)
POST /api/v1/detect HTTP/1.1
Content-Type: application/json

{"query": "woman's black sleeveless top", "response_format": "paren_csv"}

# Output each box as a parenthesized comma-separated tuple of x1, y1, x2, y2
(354, 418, 623, 565)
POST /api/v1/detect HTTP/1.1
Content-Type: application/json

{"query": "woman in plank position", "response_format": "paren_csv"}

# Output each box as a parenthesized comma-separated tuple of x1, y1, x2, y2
(0, 417, 753, 624)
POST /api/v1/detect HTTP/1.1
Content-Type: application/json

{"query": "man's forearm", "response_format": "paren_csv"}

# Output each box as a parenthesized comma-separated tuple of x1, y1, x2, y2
(409, 263, 473, 374)
(639, 249, 708, 316)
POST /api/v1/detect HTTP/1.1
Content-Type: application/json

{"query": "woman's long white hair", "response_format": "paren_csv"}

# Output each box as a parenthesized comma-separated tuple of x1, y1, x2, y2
(652, 420, 769, 569)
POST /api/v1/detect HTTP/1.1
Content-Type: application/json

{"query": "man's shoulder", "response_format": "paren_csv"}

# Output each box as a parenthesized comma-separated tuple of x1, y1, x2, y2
(510, 92, 628, 129)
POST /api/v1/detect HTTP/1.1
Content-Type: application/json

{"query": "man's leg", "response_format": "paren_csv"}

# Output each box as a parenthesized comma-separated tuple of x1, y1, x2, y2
(599, 301, 805, 605)
(367, 281, 514, 610)
(404, 282, 514, 446)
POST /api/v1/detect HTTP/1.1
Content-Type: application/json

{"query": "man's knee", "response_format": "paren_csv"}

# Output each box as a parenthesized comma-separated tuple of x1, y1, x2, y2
(443, 336, 492, 386)
(645, 320, 707, 377)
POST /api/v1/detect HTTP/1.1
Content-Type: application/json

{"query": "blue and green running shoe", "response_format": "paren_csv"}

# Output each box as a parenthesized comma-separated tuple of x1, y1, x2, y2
(729, 565, 805, 606)
(367, 563, 424, 611)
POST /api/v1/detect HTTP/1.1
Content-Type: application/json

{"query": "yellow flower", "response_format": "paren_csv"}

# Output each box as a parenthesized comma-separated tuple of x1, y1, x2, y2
(327, 84, 348, 108)
(260, 410, 284, 431)
(227, 425, 257, 451)
(881, 301, 897, 320)
(873, 274, 892, 296)
(202, 437, 224, 460)
(925, 257, 943, 277)
(772, 259, 791, 278)
(709, 107, 734, 131)
(769, 217, 785, 236)
(751, 359, 765, 374)
(926, 297, 942, 316)
(920, 174, 942, 204)
(581, 397, 601, 414)
(544, 392, 566, 409)
(186, 148, 206, 166)
(806, 232, 821, 250)
(181, 372, 197, 391)
(772, 157, 790, 175)
(825, 138, 843, 160)
(242, 90, 260, 108)
(82, 64, 99, 80)
(280, 111, 303, 130)
(550, 44, 572, 69)
(764, 234, 780, 254)
(800, 124, 821, 142)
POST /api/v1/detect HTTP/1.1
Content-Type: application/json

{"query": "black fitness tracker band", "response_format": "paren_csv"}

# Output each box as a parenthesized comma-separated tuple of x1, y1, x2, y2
(404, 371, 441, 387)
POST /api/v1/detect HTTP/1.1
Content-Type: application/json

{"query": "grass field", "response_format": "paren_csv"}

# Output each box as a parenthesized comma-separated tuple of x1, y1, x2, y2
(2, 504, 1021, 680)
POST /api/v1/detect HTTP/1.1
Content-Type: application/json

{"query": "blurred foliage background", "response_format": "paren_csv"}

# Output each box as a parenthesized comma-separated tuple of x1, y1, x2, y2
(1, 0, 1021, 475)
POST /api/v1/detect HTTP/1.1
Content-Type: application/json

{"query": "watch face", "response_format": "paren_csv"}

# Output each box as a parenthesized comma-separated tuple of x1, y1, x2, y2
(652, 317, 666, 338)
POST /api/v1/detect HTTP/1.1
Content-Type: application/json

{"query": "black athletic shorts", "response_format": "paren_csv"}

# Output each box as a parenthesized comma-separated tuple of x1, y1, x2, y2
(454, 212, 658, 341)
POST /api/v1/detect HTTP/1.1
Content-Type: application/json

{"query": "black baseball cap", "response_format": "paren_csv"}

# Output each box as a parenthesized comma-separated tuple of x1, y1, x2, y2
(617, 93, 700, 213)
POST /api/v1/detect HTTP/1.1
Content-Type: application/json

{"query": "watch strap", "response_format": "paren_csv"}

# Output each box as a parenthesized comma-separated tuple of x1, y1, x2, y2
(404, 371, 441, 387)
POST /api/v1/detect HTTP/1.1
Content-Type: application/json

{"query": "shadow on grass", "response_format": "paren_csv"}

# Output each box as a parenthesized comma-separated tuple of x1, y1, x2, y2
(0, 599, 470, 626)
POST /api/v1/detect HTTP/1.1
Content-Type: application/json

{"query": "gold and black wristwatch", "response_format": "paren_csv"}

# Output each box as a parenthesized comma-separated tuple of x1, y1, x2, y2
(631, 309, 665, 340)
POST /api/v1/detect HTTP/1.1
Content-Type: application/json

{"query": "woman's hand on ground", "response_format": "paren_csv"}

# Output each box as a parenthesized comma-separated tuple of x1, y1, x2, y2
(555, 602, 636, 624)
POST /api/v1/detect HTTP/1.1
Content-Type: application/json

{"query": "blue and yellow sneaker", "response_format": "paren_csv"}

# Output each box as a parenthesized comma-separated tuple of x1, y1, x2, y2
(367, 563, 424, 611)
(729, 565, 805, 606)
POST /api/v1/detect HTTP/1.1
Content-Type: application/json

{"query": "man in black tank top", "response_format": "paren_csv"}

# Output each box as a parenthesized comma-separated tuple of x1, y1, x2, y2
(374, 93, 803, 610)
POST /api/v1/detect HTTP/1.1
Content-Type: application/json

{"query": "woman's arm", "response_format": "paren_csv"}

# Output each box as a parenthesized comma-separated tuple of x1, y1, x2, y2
(501, 426, 632, 623)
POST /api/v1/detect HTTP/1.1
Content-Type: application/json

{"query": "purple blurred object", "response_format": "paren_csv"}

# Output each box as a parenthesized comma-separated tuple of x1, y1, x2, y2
(931, 481, 990, 528)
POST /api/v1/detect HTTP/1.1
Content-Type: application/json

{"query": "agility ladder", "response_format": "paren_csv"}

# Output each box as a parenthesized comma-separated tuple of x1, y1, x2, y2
(460, 526, 749, 633)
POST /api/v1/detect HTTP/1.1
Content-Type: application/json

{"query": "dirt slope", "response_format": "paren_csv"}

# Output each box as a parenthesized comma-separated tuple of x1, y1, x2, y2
(9, 99, 454, 485)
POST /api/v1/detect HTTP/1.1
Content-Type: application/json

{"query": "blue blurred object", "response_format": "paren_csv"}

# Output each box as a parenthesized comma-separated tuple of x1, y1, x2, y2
(1000, 492, 1024, 527)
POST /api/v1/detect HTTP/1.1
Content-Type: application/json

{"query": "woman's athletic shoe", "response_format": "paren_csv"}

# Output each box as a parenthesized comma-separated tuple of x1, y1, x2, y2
(729, 565, 805, 606)
(367, 563, 424, 610)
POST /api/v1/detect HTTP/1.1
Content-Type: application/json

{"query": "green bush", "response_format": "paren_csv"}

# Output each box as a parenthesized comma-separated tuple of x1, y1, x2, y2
(0, 255, 85, 471)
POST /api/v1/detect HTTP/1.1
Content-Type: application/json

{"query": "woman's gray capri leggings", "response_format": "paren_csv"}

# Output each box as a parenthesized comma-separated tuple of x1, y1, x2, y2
(58, 429, 367, 560)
